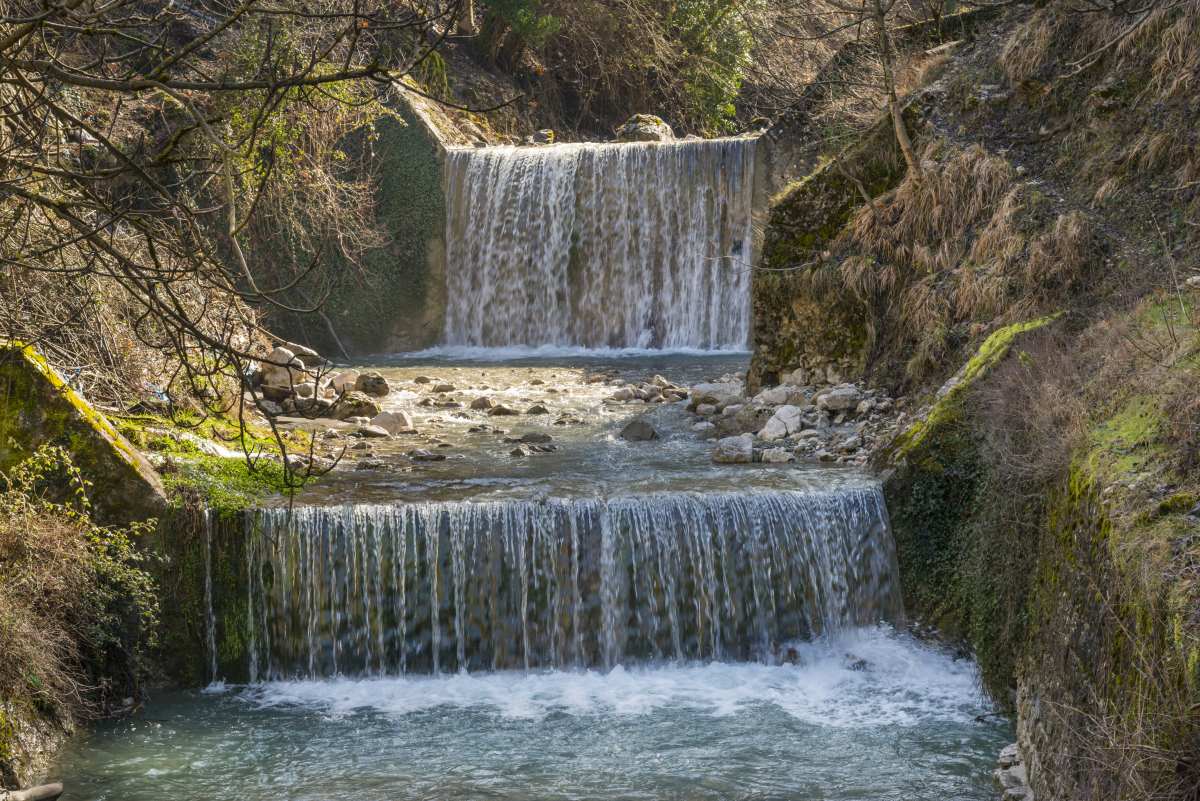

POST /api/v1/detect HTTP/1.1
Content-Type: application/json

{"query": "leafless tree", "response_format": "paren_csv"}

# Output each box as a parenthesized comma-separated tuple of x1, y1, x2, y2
(0, 0, 480, 487)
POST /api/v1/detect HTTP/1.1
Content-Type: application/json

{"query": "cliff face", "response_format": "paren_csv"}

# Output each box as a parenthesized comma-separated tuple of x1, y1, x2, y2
(752, 3, 1200, 798)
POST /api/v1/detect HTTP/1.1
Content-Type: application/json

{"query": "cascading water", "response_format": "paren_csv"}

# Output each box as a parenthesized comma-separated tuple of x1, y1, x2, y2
(441, 138, 756, 350)
(239, 485, 901, 681)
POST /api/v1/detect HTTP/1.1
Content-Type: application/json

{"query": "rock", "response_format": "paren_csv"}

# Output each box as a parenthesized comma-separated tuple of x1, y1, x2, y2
(526, 404, 550, 415)
(610, 387, 635, 402)
(470, 396, 494, 411)
(619, 419, 659, 441)
(260, 383, 292, 403)
(356, 424, 391, 438)
(840, 434, 863, 452)
(696, 403, 718, 416)
(528, 129, 556, 145)
(432, 383, 456, 393)
(410, 449, 447, 462)
(758, 405, 803, 442)
(330, 370, 359, 393)
(294, 381, 316, 399)
(753, 386, 791, 406)
(1185, 275, 1200, 290)
(488, 405, 520, 416)
(615, 113, 674, 142)
(520, 432, 553, 444)
(721, 403, 745, 417)
(688, 381, 742, 410)
(332, 391, 382, 421)
(855, 399, 875, 416)
(413, 375, 435, 384)
(651, 374, 673, 389)
(0, 342, 167, 525)
(355, 371, 391, 397)
(761, 448, 795, 464)
(693, 421, 715, 432)
(817, 385, 863, 412)
(998, 744, 1020, 769)
(816, 450, 837, 462)
(370, 411, 414, 435)
(712, 434, 754, 464)
(510, 446, 528, 458)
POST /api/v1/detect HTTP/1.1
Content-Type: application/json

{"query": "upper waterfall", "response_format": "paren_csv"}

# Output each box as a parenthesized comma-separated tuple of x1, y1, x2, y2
(441, 138, 756, 350)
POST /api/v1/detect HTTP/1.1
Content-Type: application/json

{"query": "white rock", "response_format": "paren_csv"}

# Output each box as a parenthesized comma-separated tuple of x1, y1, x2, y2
(721, 403, 744, 418)
(712, 434, 754, 464)
(330, 370, 360, 393)
(753, 386, 791, 406)
(761, 448, 795, 464)
(294, 381, 315, 399)
(370, 411, 414, 435)
(696, 403, 718, 416)
(817, 385, 863, 411)
(759, 404, 803, 441)
(692, 421, 715, 432)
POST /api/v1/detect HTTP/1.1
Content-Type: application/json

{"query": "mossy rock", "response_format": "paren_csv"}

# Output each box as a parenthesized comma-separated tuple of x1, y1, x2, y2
(0, 342, 166, 525)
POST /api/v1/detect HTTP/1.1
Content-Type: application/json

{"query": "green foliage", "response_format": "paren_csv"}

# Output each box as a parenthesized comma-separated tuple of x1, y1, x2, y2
(668, 0, 757, 133)
(484, 0, 562, 48)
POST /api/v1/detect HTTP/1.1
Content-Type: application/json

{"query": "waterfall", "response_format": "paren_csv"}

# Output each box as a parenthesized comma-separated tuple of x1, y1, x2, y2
(242, 485, 901, 680)
(203, 508, 219, 683)
(442, 138, 756, 350)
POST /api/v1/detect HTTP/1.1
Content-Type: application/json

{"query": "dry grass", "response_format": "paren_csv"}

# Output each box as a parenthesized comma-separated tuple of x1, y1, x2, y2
(0, 448, 157, 746)
(824, 140, 1102, 385)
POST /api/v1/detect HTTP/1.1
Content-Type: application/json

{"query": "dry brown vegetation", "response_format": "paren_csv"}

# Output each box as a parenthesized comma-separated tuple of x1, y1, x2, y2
(0, 447, 157, 781)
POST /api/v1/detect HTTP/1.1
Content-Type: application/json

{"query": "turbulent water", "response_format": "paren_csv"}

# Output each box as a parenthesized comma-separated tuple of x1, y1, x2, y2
(442, 138, 756, 350)
(240, 486, 901, 681)
(57, 627, 1009, 801)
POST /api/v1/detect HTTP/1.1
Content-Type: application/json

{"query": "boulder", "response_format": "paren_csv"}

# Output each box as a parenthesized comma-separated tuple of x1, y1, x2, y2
(619, 419, 659, 442)
(332, 391, 382, 421)
(330, 370, 360, 393)
(526, 404, 550, 415)
(689, 381, 742, 410)
(712, 434, 754, 464)
(470, 396, 495, 411)
(370, 411, 414, 435)
(758, 405, 804, 442)
(488, 405, 520, 417)
(520, 432, 553, 444)
(356, 424, 391, 439)
(761, 448, 795, 464)
(615, 114, 674, 142)
(355, 371, 391, 397)
(781, 368, 808, 386)
(0, 342, 166, 525)
(432, 383, 456, 393)
(695, 403, 718, 416)
(817, 385, 863, 411)
(753, 386, 791, 406)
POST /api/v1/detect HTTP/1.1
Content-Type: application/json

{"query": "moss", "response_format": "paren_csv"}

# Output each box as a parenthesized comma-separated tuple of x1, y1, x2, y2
(0, 342, 165, 525)
(887, 315, 1061, 462)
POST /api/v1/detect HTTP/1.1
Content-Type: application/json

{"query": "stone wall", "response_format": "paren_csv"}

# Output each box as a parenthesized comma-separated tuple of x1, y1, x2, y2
(272, 89, 467, 356)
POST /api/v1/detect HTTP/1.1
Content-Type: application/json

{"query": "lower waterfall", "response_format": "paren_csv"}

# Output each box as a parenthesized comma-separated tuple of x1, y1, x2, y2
(238, 485, 901, 681)
(441, 138, 756, 350)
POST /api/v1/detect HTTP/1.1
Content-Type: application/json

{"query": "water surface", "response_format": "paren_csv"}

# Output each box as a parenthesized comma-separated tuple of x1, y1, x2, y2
(57, 628, 1008, 801)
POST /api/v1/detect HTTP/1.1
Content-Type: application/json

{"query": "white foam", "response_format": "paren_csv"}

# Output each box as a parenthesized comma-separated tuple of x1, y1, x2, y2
(387, 345, 750, 362)
(239, 627, 988, 728)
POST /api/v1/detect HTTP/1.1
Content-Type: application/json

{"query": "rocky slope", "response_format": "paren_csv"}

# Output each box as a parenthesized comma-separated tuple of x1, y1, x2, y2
(752, 3, 1200, 798)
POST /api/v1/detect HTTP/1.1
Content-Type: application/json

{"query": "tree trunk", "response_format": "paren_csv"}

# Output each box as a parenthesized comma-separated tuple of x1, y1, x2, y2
(872, 0, 922, 180)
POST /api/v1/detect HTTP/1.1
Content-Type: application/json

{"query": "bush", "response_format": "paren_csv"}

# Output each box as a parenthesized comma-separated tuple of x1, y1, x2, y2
(0, 447, 158, 731)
